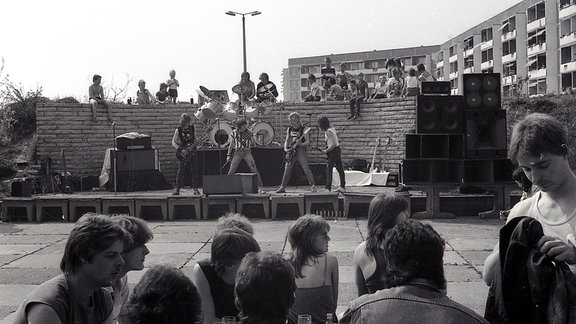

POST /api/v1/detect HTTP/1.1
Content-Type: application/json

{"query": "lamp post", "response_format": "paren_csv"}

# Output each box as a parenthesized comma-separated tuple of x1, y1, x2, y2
(226, 10, 261, 72)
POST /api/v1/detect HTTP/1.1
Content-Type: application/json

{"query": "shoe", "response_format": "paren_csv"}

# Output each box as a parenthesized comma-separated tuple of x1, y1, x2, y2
(310, 185, 317, 193)
(276, 187, 286, 193)
(336, 187, 346, 193)
(172, 189, 180, 196)
(108, 118, 114, 123)
(258, 188, 266, 194)
(352, 114, 359, 120)
(193, 188, 201, 195)
(346, 115, 353, 120)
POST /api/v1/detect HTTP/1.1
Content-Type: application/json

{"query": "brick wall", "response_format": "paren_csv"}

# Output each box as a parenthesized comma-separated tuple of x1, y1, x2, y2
(36, 99, 416, 185)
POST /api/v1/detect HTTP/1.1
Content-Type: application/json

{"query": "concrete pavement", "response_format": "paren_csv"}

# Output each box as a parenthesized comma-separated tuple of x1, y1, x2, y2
(0, 217, 502, 323)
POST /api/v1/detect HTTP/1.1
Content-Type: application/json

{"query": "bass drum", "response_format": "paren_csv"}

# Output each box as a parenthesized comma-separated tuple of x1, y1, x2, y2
(251, 122, 274, 146)
(208, 121, 233, 146)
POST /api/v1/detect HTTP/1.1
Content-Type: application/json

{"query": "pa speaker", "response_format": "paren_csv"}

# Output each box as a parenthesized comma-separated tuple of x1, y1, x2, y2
(11, 179, 32, 197)
(416, 95, 464, 134)
(463, 73, 501, 109)
(421, 81, 451, 95)
(203, 175, 244, 194)
(465, 109, 507, 158)
(405, 134, 465, 159)
(402, 159, 462, 184)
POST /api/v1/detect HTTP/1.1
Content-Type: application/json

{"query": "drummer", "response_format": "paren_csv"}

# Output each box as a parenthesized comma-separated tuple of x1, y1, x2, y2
(255, 73, 278, 104)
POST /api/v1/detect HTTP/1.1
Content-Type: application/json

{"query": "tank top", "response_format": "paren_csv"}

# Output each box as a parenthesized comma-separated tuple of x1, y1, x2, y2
(178, 126, 195, 147)
(288, 256, 336, 324)
(365, 246, 388, 294)
(325, 127, 339, 148)
(528, 191, 576, 243)
(289, 126, 306, 144)
(198, 259, 238, 319)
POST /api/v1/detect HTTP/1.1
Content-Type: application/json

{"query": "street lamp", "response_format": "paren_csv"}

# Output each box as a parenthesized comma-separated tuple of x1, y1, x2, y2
(226, 10, 261, 72)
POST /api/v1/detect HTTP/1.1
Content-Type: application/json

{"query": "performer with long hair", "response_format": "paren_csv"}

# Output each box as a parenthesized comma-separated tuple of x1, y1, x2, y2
(172, 113, 200, 195)
(318, 116, 346, 192)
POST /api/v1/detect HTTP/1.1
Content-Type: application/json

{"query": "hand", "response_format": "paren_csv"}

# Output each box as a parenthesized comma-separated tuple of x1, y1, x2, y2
(226, 155, 232, 163)
(538, 236, 576, 264)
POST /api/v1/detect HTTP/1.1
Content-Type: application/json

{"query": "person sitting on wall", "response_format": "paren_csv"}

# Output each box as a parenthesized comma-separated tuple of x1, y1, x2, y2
(89, 74, 113, 123)
(303, 74, 322, 102)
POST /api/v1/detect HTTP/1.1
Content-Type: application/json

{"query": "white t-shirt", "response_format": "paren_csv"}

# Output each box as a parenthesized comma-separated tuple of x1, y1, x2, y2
(405, 76, 419, 88)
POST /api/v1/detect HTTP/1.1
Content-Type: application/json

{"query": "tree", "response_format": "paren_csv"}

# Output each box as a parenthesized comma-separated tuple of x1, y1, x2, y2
(104, 73, 133, 103)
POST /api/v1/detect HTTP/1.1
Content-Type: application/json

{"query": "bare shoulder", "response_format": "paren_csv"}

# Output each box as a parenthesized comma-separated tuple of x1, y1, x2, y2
(326, 253, 339, 267)
(507, 195, 535, 222)
(353, 242, 369, 265)
(27, 303, 62, 324)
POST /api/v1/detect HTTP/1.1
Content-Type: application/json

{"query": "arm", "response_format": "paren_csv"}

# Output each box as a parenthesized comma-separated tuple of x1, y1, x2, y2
(146, 90, 156, 104)
(284, 129, 291, 152)
(323, 129, 337, 153)
(26, 303, 63, 324)
(328, 254, 339, 309)
(301, 130, 311, 147)
(172, 129, 181, 150)
(227, 131, 236, 158)
(249, 82, 256, 99)
(353, 243, 369, 296)
(191, 264, 218, 324)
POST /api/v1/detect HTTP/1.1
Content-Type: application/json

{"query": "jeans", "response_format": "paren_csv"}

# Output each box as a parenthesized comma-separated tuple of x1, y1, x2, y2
(280, 146, 316, 188)
(228, 148, 263, 186)
(349, 96, 364, 116)
(176, 153, 198, 190)
(326, 146, 345, 189)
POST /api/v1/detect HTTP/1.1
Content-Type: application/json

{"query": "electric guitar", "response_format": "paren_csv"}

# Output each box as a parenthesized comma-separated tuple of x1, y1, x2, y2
(60, 148, 73, 194)
(369, 137, 381, 173)
(313, 146, 328, 159)
(285, 127, 311, 163)
(176, 132, 210, 164)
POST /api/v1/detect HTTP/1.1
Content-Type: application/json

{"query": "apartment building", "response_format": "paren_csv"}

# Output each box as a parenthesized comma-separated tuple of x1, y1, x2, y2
(437, 0, 576, 96)
(284, 46, 440, 102)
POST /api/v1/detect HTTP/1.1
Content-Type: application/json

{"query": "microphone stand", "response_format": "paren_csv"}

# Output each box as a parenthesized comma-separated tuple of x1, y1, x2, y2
(112, 121, 117, 195)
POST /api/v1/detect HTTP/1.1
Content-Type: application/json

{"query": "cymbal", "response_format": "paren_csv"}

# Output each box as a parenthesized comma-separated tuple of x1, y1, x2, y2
(232, 83, 252, 95)
(199, 85, 213, 98)
(196, 89, 210, 101)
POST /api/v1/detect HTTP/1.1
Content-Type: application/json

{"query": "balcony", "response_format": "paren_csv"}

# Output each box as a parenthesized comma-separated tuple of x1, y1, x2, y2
(449, 71, 458, 80)
(437, 76, 445, 81)
(481, 60, 494, 70)
(527, 17, 545, 32)
(464, 67, 475, 74)
(464, 48, 474, 58)
(501, 30, 517, 42)
(481, 40, 494, 51)
(560, 32, 576, 47)
(561, 61, 576, 73)
(436, 60, 444, 68)
(527, 43, 546, 56)
(528, 68, 547, 79)
(502, 52, 517, 64)
(560, 3, 576, 20)
(503, 75, 518, 86)
(449, 54, 458, 63)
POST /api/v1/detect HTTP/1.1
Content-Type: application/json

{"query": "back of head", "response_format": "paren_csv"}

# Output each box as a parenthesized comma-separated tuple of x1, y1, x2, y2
(512, 167, 533, 192)
(211, 228, 260, 275)
(160, 82, 168, 90)
(126, 265, 201, 324)
(60, 213, 130, 274)
(308, 74, 316, 82)
(366, 193, 409, 254)
(216, 213, 254, 235)
(287, 214, 329, 277)
(110, 215, 153, 252)
(384, 219, 446, 290)
(235, 251, 296, 324)
(317, 116, 330, 131)
(509, 113, 568, 163)
(409, 68, 416, 77)
(417, 63, 425, 72)
(329, 77, 336, 85)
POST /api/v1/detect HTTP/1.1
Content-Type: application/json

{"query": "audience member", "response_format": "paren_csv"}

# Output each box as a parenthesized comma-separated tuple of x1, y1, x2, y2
(353, 193, 409, 296)
(215, 212, 254, 235)
(287, 215, 339, 324)
(326, 77, 345, 101)
(386, 68, 404, 98)
(417, 63, 435, 82)
(347, 73, 367, 120)
(106, 215, 154, 324)
(125, 265, 201, 324)
(235, 251, 296, 324)
(13, 213, 129, 324)
(321, 57, 336, 99)
(499, 167, 539, 219)
(403, 68, 420, 97)
(337, 62, 352, 92)
(341, 220, 489, 324)
(191, 228, 260, 324)
(166, 69, 179, 104)
(156, 83, 170, 104)
(88, 74, 113, 123)
(136, 80, 155, 105)
(368, 75, 388, 100)
(303, 74, 321, 102)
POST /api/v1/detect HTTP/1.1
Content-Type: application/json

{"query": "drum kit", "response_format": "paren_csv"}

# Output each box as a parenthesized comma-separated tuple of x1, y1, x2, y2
(194, 84, 280, 147)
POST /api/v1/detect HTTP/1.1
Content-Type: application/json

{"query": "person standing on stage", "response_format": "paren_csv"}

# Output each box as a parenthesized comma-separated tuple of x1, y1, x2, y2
(227, 119, 265, 191)
(255, 73, 278, 104)
(172, 113, 200, 195)
(276, 112, 317, 194)
(318, 116, 346, 192)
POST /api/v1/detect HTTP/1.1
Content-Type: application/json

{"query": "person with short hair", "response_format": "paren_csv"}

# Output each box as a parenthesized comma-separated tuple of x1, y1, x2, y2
(347, 73, 366, 120)
(14, 213, 130, 324)
(337, 63, 353, 92)
(215, 212, 255, 235)
(166, 69, 179, 104)
(386, 67, 404, 98)
(172, 113, 200, 196)
(125, 265, 201, 324)
(326, 77, 345, 101)
(417, 63, 435, 82)
(403, 68, 420, 97)
(191, 228, 261, 324)
(156, 82, 170, 103)
(318, 116, 345, 192)
(321, 57, 336, 99)
(135, 79, 156, 105)
(368, 75, 388, 100)
(303, 74, 322, 102)
(235, 251, 296, 324)
(341, 220, 489, 323)
(499, 167, 539, 219)
(106, 215, 153, 324)
(226, 119, 264, 191)
(353, 193, 410, 296)
(89, 74, 113, 123)
(255, 72, 278, 103)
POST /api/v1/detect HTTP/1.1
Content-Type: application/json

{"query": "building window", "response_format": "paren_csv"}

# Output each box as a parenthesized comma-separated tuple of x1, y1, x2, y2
(348, 62, 361, 70)
(450, 61, 458, 73)
(527, 2, 545, 23)
(481, 27, 493, 42)
(450, 78, 458, 89)
(502, 39, 517, 56)
(449, 45, 456, 57)
(464, 56, 474, 69)
(437, 51, 444, 61)
(504, 61, 517, 76)
(562, 72, 573, 90)
(481, 49, 494, 62)
(560, 16, 576, 37)
(483, 68, 494, 74)
(560, 0, 574, 10)
(436, 68, 444, 78)
(412, 56, 426, 66)
(528, 54, 546, 71)
(301, 78, 308, 88)
(501, 16, 516, 34)
(527, 28, 546, 47)
(463, 36, 474, 51)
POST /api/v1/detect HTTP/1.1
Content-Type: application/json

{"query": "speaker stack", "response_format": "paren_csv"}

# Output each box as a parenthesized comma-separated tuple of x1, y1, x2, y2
(402, 73, 514, 185)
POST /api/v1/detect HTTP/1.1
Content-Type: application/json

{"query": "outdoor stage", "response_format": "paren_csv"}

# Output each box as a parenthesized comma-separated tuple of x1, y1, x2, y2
(0, 183, 521, 222)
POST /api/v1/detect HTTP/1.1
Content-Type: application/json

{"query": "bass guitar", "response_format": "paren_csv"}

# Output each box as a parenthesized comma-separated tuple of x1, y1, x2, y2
(176, 131, 210, 164)
(285, 127, 311, 163)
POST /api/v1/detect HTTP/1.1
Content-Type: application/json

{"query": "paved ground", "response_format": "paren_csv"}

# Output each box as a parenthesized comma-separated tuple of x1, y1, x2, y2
(0, 217, 502, 323)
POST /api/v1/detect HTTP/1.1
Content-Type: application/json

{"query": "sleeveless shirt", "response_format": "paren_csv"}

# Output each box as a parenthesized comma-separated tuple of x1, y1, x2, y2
(528, 191, 576, 243)
(198, 259, 239, 319)
(364, 246, 388, 294)
(178, 126, 195, 148)
(289, 126, 306, 144)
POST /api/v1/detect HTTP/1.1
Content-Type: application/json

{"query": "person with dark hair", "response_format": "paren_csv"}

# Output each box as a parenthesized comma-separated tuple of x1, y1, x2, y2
(227, 119, 264, 191)
(235, 251, 297, 324)
(136, 79, 156, 105)
(89, 74, 113, 123)
(403, 68, 419, 97)
(337, 62, 353, 93)
(287, 215, 339, 324)
(326, 77, 344, 101)
(106, 215, 153, 324)
(321, 57, 336, 99)
(125, 265, 201, 324)
(347, 73, 367, 120)
(215, 212, 255, 235)
(499, 167, 539, 219)
(155, 82, 170, 104)
(234, 72, 256, 107)
(341, 220, 488, 323)
(484, 113, 576, 283)
(317, 116, 346, 192)
(303, 74, 321, 102)
(14, 213, 129, 324)
(417, 63, 435, 82)
(255, 72, 278, 104)
(353, 193, 409, 296)
(172, 113, 200, 196)
(191, 228, 261, 324)
(386, 67, 404, 98)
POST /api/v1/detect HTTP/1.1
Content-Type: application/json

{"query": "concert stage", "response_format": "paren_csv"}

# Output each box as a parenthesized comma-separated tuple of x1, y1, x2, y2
(1, 184, 521, 222)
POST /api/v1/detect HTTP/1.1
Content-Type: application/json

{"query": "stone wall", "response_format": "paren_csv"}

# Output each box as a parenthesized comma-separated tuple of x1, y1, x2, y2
(36, 98, 416, 185)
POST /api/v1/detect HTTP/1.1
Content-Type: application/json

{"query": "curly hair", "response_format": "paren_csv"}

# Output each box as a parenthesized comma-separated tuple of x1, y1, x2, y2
(365, 193, 409, 256)
(126, 265, 201, 324)
(287, 214, 330, 278)
(211, 228, 260, 276)
(215, 213, 255, 235)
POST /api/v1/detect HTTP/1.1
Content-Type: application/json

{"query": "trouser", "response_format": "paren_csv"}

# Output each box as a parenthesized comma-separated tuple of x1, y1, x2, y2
(326, 146, 345, 189)
(280, 146, 316, 188)
(228, 149, 264, 186)
(176, 154, 198, 190)
(349, 96, 364, 116)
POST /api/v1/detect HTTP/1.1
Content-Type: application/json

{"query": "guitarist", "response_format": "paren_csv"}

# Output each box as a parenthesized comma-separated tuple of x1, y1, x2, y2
(318, 116, 346, 192)
(276, 112, 317, 193)
(172, 113, 200, 195)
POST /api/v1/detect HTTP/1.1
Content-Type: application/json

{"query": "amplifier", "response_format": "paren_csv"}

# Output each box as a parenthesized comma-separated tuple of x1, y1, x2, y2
(116, 136, 152, 151)
(112, 150, 157, 172)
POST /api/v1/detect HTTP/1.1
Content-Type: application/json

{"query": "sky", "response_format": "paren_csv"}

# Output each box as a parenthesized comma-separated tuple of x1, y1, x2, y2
(1, 0, 523, 102)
